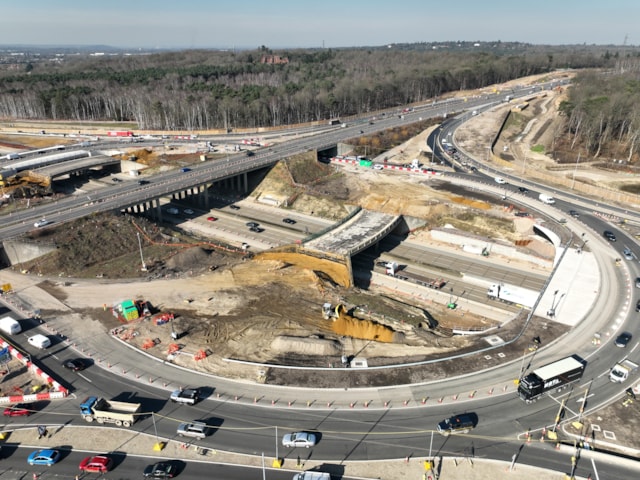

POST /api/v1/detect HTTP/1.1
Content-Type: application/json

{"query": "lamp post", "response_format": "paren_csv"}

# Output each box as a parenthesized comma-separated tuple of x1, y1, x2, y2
(137, 232, 147, 271)
(571, 153, 581, 189)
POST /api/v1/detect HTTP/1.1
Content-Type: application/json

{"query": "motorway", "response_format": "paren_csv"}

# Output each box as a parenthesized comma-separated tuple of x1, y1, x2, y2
(1, 77, 640, 478)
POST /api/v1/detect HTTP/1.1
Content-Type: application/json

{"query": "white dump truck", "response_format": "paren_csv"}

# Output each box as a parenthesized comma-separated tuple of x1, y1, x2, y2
(610, 360, 638, 383)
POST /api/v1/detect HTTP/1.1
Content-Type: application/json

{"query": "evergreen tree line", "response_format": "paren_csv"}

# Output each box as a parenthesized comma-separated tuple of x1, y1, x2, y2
(0, 44, 630, 131)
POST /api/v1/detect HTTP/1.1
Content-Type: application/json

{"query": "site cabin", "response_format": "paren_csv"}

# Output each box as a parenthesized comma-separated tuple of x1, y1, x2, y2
(518, 355, 586, 403)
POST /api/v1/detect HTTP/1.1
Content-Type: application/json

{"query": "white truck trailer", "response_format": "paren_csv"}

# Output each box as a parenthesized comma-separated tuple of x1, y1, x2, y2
(292, 472, 331, 480)
(487, 284, 539, 309)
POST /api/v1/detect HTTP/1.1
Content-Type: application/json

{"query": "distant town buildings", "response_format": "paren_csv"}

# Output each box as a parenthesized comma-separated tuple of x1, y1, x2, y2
(260, 54, 289, 64)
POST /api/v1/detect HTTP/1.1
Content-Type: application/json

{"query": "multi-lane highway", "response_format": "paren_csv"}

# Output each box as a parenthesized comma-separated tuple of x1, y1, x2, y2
(1, 75, 640, 478)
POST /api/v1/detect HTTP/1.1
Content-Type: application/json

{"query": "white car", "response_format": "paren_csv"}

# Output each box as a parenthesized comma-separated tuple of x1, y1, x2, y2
(183, 209, 194, 215)
(34, 219, 51, 228)
(373, 164, 384, 170)
(494, 177, 507, 184)
(282, 431, 317, 448)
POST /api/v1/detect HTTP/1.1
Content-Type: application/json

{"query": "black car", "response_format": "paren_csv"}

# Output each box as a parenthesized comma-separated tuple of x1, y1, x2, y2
(143, 461, 176, 478)
(138, 179, 150, 185)
(246, 222, 259, 228)
(62, 359, 86, 371)
(249, 226, 264, 233)
(229, 205, 240, 210)
(568, 210, 580, 218)
(603, 230, 617, 242)
(514, 211, 531, 217)
(282, 218, 296, 225)
(636, 299, 640, 312)
(518, 187, 529, 193)
(615, 332, 632, 348)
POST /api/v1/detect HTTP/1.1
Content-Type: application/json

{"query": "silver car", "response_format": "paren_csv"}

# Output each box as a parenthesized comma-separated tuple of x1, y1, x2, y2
(177, 422, 208, 439)
(282, 431, 317, 448)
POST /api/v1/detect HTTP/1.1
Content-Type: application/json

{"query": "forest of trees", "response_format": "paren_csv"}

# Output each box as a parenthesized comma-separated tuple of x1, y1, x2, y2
(558, 61, 640, 163)
(0, 42, 632, 132)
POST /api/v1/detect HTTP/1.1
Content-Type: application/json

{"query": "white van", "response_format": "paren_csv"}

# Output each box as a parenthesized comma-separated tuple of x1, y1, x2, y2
(0, 316, 21, 335)
(28, 334, 51, 350)
(539, 193, 556, 204)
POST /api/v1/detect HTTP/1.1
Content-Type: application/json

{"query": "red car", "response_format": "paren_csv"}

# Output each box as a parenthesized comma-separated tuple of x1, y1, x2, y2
(206, 216, 217, 222)
(3, 403, 32, 417)
(79, 455, 113, 473)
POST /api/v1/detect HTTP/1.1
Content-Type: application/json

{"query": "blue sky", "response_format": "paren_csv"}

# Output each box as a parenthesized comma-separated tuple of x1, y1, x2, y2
(1, 0, 637, 49)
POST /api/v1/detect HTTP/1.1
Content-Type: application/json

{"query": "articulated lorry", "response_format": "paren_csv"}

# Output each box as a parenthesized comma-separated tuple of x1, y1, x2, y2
(609, 359, 638, 383)
(518, 355, 586, 403)
(487, 284, 539, 309)
(80, 396, 141, 427)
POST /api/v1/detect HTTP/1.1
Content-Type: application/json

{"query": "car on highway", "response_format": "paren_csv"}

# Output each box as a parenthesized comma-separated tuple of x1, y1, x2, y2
(180, 167, 191, 173)
(206, 216, 217, 222)
(518, 186, 529, 193)
(33, 219, 52, 228)
(28, 449, 61, 466)
(636, 277, 640, 288)
(603, 230, 617, 242)
(246, 222, 259, 228)
(143, 461, 177, 478)
(229, 204, 240, 210)
(3, 403, 32, 417)
(62, 358, 86, 371)
(494, 177, 507, 184)
(111, 177, 121, 182)
(623, 248, 634, 260)
(568, 210, 580, 218)
(282, 431, 317, 448)
(79, 455, 113, 473)
(138, 179, 150, 185)
(249, 226, 264, 233)
(437, 413, 477, 435)
(615, 332, 632, 348)
(177, 421, 208, 439)
(636, 299, 640, 312)
(282, 218, 296, 224)
(183, 209, 194, 215)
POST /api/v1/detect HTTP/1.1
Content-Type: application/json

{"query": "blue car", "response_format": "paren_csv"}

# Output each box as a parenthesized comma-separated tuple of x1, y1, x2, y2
(28, 449, 60, 466)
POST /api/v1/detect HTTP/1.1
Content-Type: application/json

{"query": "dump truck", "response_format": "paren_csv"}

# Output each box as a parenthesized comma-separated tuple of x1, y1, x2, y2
(80, 396, 141, 427)
(609, 359, 638, 383)
(487, 284, 538, 309)
(518, 355, 586, 403)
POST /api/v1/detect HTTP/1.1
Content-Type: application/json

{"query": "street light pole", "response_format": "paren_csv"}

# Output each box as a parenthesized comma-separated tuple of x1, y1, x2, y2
(137, 232, 147, 272)
(571, 153, 581, 189)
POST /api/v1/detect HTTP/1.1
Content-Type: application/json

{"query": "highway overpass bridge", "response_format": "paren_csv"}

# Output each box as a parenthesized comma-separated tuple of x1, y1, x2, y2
(258, 208, 402, 288)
